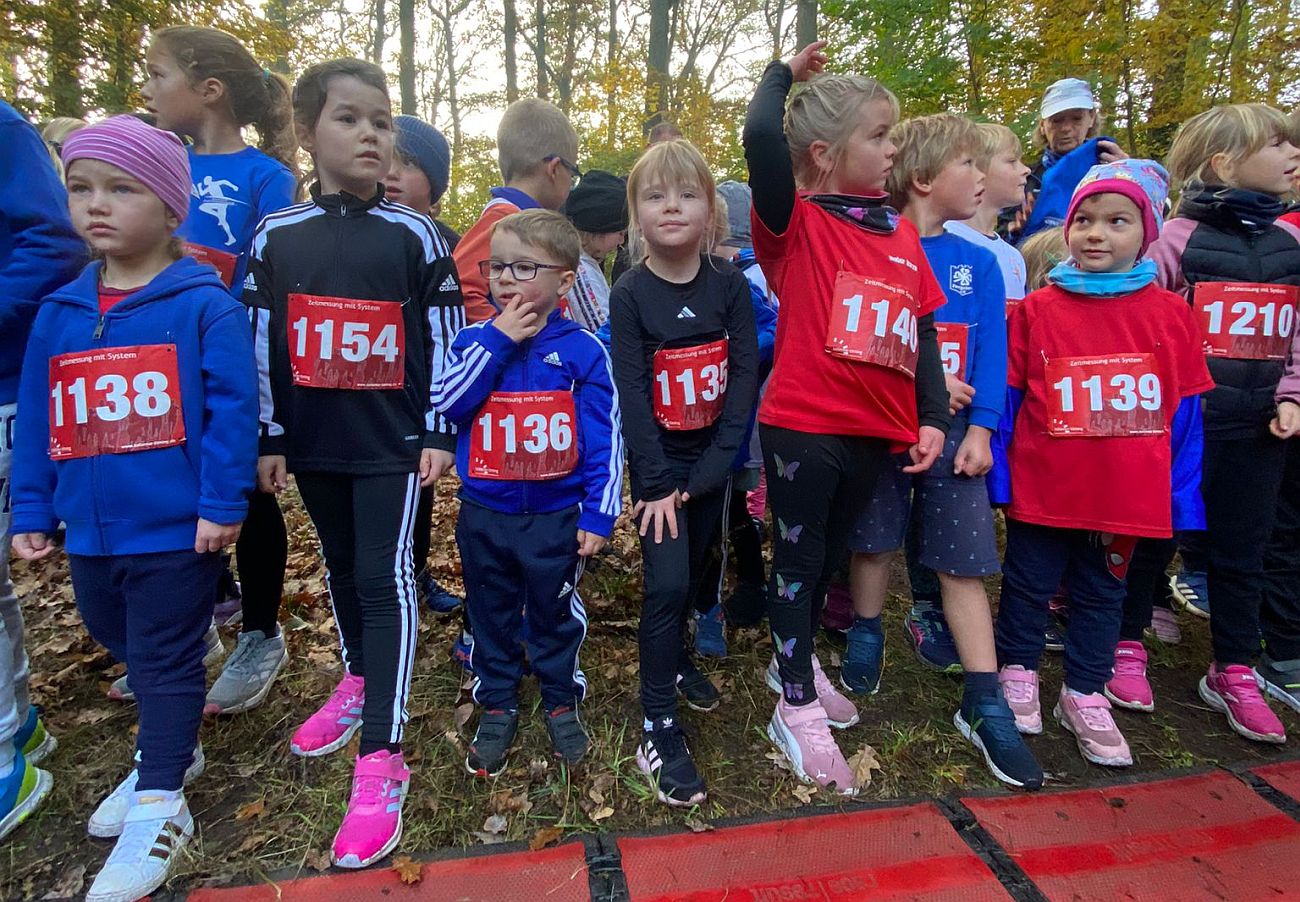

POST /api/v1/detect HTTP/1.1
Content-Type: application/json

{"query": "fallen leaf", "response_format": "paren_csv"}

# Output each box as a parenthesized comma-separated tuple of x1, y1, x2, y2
(454, 702, 475, 730)
(304, 849, 332, 872)
(527, 758, 549, 782)
(792, 784, 816, 804)
(234, 798, 266, 820)
(848, 744, 883, 789)
(587, 786, 605, 806)
(235, 832, 271, 854)
(73, 707, 114, 726)
(589, 805, 614, 822)
(684, 816, 714, 833)
(764, 748, 794, 773)
(392, 854, 422, 884)
(41, 864, 86, 899)
(482, 813, 508, 834)
(528, 825, 564, 851)
(472, 831, 510, 845)
(490, 790, 532, 814)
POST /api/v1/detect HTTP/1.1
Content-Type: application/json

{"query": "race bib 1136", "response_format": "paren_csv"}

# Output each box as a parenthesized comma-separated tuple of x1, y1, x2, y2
(469, 391, 579, 480)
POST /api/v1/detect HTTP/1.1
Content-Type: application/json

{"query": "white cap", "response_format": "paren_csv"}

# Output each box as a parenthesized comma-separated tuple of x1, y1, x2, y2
(1040, 78, 1097, 120)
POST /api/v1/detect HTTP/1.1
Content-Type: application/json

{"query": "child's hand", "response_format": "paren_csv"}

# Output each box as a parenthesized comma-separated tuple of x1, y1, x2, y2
(946, 374, 975, 415)
(257, 455, 288, 494)
(12, 532, 55, 561)
(577, 530, 606, 557)
(631, 491, 682, 544)
(195, 518, 242, 553)
(1271, 400, 1300, 439)
(494, 300, 542, 343)
(903, 425, 945, 474)
(954, 425, 993, 477)
(420, 448, 455, 486)
(786, 41, 828, 82)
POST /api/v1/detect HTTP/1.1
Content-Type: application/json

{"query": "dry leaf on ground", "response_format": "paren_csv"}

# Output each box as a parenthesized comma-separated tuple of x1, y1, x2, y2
(528, 825, 564, 851)
(234, 798, 266, 820)
(392, 855, 423, 884)
(848, 744, 883, 788)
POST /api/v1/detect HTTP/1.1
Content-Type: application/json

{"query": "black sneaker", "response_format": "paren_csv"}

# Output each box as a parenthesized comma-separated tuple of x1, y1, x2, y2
(1256, 653, 1300, 714)
(545, 706, 589, 765)
(465, 709, 518, 777)
(954, 692, 1044, 790)
(636, 717, 707, 807)
(676, 661, 720, 712)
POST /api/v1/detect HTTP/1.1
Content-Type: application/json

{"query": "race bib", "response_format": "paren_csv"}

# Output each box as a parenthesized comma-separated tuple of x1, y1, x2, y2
(1044, 353, 1164, 437)
(288, 293, 405, 390)
(48, 344, 185, 460)
(469, 391, 578, 480)
(936, 322, 971, 380)
(1193, 282, 1297, 361)
(182, 241, 238, 288)
(652, 339, 729, 431)
(824, 270, 918, 376)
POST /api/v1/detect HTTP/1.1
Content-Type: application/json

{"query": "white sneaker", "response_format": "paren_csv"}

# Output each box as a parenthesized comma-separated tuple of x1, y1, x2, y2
(88, 746, 205, 838)
(107, 622, 224, 703)
(86, 791, 193, 902)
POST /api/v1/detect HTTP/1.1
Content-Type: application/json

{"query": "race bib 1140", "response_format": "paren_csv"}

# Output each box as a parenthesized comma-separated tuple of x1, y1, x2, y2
(824, 270, 918, 376)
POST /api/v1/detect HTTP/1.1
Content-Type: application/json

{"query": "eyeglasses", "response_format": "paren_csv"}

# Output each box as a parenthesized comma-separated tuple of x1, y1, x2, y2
(478, 259, 567, 281)
(545, 154, 582, 186)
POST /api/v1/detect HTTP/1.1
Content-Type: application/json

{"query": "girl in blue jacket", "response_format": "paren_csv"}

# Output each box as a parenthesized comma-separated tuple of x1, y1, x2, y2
(9, 116, 258, 902)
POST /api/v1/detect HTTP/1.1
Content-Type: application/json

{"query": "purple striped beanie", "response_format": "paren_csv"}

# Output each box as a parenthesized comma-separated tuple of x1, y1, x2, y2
(62, 115, 191, 224)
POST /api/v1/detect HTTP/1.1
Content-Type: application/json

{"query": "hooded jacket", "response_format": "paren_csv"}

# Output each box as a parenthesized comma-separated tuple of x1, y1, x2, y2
(10, 256, 258, 555)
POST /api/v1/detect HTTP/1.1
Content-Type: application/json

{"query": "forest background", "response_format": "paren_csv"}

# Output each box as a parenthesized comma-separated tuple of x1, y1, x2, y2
(3, 0, 1298, 237)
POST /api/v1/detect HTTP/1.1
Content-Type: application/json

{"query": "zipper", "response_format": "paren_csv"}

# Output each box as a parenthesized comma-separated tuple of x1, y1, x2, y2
(92, 314, 105, 340)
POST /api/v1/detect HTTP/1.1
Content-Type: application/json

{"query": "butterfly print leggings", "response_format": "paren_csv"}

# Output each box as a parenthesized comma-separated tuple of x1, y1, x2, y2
(761, 425, 890, 706)
(638, 481, 730, 720)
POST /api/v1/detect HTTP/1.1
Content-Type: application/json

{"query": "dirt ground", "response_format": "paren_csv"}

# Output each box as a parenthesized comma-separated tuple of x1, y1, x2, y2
(3, 486, 1297, 899)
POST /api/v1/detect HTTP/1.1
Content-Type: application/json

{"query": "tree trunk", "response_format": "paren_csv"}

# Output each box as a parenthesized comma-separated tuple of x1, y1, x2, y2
(795, 0, 816, 47)
(372, 0, 387, 63)
(265, 0, 292, 73)
(441, 8, 463, 196)
(504, 0, 519, 102)
(47, 0, 84, 116)
(646, 0, 672, 131)
(535, 0, 549, 99)
(765, 0, 786, 59)
(606, 0, 618, 144)
(104, 15, 142, 112)
(399, 0, 416, 114)
(556, 0, 579, 112)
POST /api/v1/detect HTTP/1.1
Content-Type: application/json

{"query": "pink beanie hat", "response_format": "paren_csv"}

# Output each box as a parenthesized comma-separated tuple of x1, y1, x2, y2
(62, 115, 191, 224)
(1063, 159, 1170, 258)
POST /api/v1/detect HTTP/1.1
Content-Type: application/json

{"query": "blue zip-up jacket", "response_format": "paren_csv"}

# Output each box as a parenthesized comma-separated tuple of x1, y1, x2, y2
(1020, 137, 1115, 243)
(10, 257, 258, 555)
(431, 309, 624, 537)
(0, 101, 85, 405)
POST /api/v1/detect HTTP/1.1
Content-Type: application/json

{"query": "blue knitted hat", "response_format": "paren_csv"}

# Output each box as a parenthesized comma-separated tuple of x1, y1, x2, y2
(394, 115, 451, 202)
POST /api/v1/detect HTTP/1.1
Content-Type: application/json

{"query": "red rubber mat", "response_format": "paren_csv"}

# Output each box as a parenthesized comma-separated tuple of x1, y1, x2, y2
(617, 802, 1009, 901)
(186, 841, 589, 901)
(962, 771, 1300, 900)
(1251, 759, 1300, 803)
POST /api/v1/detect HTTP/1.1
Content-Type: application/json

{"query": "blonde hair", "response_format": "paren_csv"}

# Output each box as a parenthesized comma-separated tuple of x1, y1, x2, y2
(1020, 227, 1068, 290)
(972, 123, 1021, 172)
(785, 73, 899, 190)
(885, 113, 977, 210)
(492, 209, 581, 272)
(711, 193, 730, 253)
(1165, 103, 1293, 191)
(626, 139, 717, 263)
(496, 98, 579, 182)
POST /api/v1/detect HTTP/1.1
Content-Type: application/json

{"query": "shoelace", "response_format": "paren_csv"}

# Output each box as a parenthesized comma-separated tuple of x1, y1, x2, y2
(1001, 673, 1036, 704)
(1074, 700, 1117, 732)
(652, 724, 689, 763)
(321, 681, 362, 720)
(223, 634, 265, 677)
(348, 772, 388, 811)
(1113, 653, 1146, 678)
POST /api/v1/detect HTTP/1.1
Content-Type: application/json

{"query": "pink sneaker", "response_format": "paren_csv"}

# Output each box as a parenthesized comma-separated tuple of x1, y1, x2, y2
(1148, 608, 1181, 644)
(1199, 663, 1286, 744)
(291, 673, 365, 757)
(767, 699, 857, 795)
(998, 665, 1042, 734)
(811, 655, 860, 729)
(1104, 641, 1154, 712)
(331, 750, 409, 869)
(1054, 686, 1133, 766)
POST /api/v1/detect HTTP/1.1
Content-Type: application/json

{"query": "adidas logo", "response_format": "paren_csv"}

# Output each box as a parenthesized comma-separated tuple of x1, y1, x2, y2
(676, 306, 696, 319)
(543, 351, 562, 366)
(559, 581, 573, 595)
(243, 273, 257, 292)
(440, 274, 459, 292)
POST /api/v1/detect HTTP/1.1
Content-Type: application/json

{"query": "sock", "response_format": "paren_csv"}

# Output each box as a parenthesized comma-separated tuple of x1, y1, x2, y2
(962, 670, 999, 699)
(1066, 687, 1089, 698)
(850, 614, 883, 634)
(131, 787, 182, 805)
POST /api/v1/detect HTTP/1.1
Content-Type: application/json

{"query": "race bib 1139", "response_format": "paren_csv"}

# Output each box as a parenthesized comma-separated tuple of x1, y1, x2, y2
(1044, 352, 1165, 437)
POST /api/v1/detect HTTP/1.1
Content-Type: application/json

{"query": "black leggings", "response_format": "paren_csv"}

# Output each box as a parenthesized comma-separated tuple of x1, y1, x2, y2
(1119, 538, 1178, 642)
(296, 471, 420, 755)
(414, 485, 434, 574)
(638, 483, 729, 719)
(761, 425, 890, 705)
(1263, 441, 1300, 661)
(235, 490, 287, 635)
(694, 484, 765, 615)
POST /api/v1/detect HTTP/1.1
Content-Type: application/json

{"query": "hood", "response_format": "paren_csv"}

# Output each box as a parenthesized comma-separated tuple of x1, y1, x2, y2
(46, 255, 230, 313)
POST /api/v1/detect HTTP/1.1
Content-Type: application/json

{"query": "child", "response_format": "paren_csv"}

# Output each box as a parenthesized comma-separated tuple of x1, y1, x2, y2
(992, 159, 1213, 768)
(0, 100, 83, 840)
(454, 98, 579, 323)
(132, 25, 299, 716)
(562, 169, 627, 331)
(1124, 104, 1300, 739)
(431, 209, 622, 775)
(10, 115, 258, 900)
(743, 43, 950, 793)
(1018, 227, 1067, 295)
(245, 59, 463, 867)
(843, 114, 1041, 789)
(610, 140, 758, 806)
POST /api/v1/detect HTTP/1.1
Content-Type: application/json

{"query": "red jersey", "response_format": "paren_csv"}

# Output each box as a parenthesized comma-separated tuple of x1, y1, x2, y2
(1007, 282, 1214, 537)
(752, 195, 946, 443)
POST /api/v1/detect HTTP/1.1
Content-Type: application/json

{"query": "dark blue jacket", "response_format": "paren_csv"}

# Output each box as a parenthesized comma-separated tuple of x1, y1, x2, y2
(0, 101, 85, 404)
(11, 257, 258, 555)
(431, 310, 623, 536)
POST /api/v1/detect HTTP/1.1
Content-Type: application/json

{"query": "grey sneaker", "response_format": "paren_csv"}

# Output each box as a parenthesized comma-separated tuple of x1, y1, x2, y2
(107, 621, 224, 703)
(1256, 653, 1300, 714)
(203, 629, 288, 715)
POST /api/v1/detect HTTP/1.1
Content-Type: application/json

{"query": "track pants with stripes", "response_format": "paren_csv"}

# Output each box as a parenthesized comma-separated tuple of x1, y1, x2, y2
(296, 471, 419, 755)
(456, 500, 588, 712)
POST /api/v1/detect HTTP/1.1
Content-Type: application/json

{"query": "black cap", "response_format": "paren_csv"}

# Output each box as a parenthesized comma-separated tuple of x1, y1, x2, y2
(563, 170, 628, 234)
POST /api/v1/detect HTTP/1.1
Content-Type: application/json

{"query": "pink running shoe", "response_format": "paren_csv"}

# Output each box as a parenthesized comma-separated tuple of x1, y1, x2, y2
(767, 698, 857, 795)
(1198, 663, 1286, 744)
(1054, 686, 1133, 766)
(1148, 608, 1181, 645)
(998, 665, 1042, 734)
(1104, 641, 1155, 712)
(291, 673, 365, 757)
(811, 655, 860, 729)
(331, 750, 409, 869)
